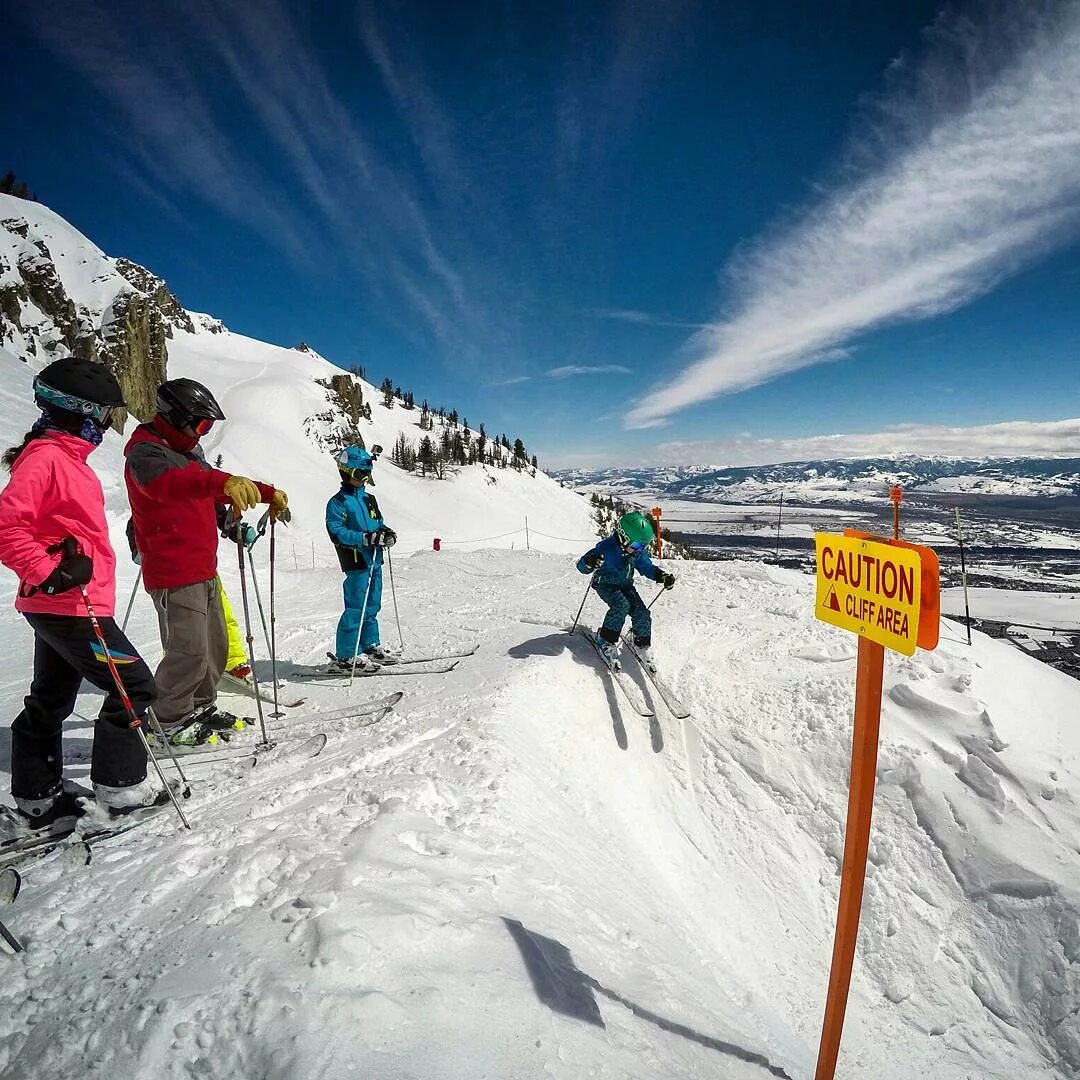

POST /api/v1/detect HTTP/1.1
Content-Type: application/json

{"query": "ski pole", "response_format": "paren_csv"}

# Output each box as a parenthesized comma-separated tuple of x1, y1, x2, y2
(247, 548, 273, 658)
(67, 550, 190, 830)
(235, 533, 271, 747)
(569, 572, 596, 634)
(387, 547, 404, 651)
(648, 587, 667, 610)
(120, 568, 142, 634)
(349, 554, 378, 688)
(269, 517, 281, 718)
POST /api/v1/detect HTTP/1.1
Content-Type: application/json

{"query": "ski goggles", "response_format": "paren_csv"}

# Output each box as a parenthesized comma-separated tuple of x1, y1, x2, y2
(192, 417, 216, 436)
(625, 540, 647, 553)
(34, 378, 116, 425)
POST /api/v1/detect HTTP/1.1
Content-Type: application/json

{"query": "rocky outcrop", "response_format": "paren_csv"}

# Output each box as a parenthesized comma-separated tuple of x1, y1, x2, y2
(0, 206, 206, 420)
(114, 258, 194, 336)
(99, 293, 169, 421)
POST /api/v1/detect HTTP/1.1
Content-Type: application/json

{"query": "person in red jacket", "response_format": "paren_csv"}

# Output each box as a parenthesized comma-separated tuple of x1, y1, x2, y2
(0, 358, 168, 831)
(125, 378, 287, 744)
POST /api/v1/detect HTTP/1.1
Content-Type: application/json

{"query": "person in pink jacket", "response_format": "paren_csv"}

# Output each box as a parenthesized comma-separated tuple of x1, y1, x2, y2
(0, 358, 168, 834)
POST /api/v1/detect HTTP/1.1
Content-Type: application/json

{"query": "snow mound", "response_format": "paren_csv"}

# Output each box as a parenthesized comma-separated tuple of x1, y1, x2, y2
(1, 555, 1079, 1079)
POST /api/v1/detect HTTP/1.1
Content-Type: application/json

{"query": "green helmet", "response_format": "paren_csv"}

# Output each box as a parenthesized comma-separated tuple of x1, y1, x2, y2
(616, 511, 654, 550)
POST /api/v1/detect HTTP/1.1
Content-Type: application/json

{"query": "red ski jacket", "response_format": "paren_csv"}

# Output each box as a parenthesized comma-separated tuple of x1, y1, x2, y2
(0, 432, 118, 616)
(124, 418, 275, 590)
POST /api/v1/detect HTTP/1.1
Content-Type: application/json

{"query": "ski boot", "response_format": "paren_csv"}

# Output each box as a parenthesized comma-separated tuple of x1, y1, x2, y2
(93, 777, 183, 819)
(633, 640, 657, 673)
(7, 788, 88, 837)
(364, 644, 399, 664)
(147, 713, 229, 749)
(227, 663, 252, 680)
(193, 705, 250, 732)
(325, 652, 381, 674)
(595, 633, 622, 671)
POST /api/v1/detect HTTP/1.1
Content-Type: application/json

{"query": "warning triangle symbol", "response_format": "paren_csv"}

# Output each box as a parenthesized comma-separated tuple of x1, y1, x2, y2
(824, 586, 841, 612)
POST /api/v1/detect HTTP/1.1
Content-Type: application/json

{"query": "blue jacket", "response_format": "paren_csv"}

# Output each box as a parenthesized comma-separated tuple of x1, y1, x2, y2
(577, 534, 663, 587)
(326, 484, 387, 572)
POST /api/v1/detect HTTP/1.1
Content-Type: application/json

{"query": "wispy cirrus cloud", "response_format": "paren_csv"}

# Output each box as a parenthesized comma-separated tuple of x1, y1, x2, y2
(548, 364, 632, 379)
(592, 308, 707, 329)
(18, 0, 485, 354)
(627, 2, 1080, 429)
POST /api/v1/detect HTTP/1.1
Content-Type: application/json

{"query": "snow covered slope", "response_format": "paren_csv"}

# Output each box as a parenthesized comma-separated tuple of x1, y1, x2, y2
(0, 191, 596, 560)
(2, 555, 1079, 1079)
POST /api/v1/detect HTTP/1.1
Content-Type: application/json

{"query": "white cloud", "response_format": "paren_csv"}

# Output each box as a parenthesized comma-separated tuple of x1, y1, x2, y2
(627, 4, 1080, 428)
(548, 364, 632, 379)
(650, 417, 1080, 467)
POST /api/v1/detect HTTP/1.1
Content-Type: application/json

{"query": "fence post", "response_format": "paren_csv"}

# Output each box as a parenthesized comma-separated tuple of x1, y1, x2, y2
(955, 508, 972, 646)
(525, 516, 530, 550)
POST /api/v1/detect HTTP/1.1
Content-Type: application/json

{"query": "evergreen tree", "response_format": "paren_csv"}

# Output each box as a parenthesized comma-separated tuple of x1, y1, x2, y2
(380, 377, 394, 408)
(418, 435, 435, 476)
(0, 171, 14, 195)
(448, 409, 459, 427)
(513, 438, 527, 462)
(476, 423, 487, 460)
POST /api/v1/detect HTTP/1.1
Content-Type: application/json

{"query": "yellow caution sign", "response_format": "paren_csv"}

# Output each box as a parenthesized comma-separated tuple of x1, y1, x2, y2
(815, 533, 922, 655)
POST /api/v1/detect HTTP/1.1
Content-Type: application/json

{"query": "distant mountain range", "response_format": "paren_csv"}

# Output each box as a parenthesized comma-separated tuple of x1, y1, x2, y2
(553, 457, 1080, 503)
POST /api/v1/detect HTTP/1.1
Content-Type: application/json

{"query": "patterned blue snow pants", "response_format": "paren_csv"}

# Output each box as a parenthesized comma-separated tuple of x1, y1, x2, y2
(593, 582, 651, 645)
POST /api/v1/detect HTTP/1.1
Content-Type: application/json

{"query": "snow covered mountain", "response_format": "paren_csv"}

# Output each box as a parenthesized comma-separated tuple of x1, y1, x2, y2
(0, 193, 596, 558)
(557, 458, 1080, 503)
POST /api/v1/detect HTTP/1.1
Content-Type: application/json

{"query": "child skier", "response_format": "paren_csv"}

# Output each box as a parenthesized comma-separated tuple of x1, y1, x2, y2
(125, 378, 287, 744)
(0, 358, 169, 830)
(325, 446, 398, 671)
(577, 511, 675, 671)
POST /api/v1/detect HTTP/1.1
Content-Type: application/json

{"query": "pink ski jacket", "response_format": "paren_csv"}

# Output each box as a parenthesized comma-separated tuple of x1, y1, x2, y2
(0, 432, 117, 617)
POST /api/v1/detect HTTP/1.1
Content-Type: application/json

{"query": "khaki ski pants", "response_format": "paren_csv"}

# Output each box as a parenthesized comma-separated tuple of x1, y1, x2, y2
(150, 578, 227, 724)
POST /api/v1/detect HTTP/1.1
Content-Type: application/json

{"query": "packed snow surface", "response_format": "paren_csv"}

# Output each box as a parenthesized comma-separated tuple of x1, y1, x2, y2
(2, 551, 1080, 1079)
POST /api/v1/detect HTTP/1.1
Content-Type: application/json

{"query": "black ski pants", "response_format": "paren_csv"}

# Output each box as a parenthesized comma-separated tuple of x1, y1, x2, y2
(10, 613, 155, 800)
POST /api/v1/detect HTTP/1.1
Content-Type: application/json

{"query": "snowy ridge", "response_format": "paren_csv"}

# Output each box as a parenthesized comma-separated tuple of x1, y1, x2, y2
(559, 457, 1080, 502)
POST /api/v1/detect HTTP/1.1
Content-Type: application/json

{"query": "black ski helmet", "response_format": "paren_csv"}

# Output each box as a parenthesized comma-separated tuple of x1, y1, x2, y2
(33, 357, 125, 421)
(155, 378, 226, 430)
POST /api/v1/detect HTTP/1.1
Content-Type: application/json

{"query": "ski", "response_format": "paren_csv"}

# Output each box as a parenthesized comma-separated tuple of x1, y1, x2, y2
(155, 731, 329, 770)
(0, 866, 23, 954)
(298, 659, 459, 680)
(0, 801, 170, 871)
(620, 637, 691, 719)
(218, 670, 306, 709)
(376, 645, 478, 665)
(577, 627, 653, 717)
(0, 734, 330, 870)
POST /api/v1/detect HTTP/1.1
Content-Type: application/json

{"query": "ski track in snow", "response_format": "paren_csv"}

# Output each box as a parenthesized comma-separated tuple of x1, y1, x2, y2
(0, 553, 1078, 1079)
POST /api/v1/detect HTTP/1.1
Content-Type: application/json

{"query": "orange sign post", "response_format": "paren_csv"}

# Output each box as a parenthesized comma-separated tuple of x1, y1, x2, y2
(813, 493, 939, 1080)
(651, 506, 663, 557)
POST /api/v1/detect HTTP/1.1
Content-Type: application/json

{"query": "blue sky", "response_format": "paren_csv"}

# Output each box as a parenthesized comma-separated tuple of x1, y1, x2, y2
(4, 0, 1079, 467)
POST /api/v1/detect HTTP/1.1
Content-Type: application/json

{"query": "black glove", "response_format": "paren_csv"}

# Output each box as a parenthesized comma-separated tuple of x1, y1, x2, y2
(380, 527, 398, 548)
(39, 539, 93, 595)
(662, 573, 676, 590)
(583, 554, 601, 571)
